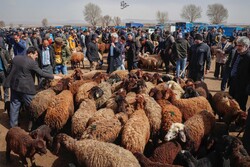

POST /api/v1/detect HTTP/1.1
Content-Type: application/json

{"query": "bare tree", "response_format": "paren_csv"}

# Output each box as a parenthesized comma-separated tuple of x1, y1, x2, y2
(103, 15, 112, 27)
(181, 4, 202, 22)
(100, 16, 106, 27)
(156, 11, 168, 24)
(83, 3, 102, 26)
(207, 3, 228, 24)
(0, 21, 5, 27)
(42, 18, 49, 27)
(113, 16, 121, 26)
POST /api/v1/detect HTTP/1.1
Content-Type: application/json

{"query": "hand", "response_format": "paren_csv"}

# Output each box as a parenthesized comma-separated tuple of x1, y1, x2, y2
(205, 69, 209, 74)
(54, 75, 63, 80)
(126, 46, 130, 50)
(111, 43, 115, 47)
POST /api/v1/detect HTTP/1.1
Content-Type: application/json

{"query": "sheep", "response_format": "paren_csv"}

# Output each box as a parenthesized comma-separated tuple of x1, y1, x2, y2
(134, 152, 182, 167)
(71, 99, 97, 139)
(165, 110, 216, 153)
(75, 81, 98, 105)
(164, 88, 213, 121)
(143, 94, 162, 137)
(110, 70, 129, 80)
(54, 133, 140, 167)
(182, 86, 200, 99)
(29, 125, 53, 148)
(44, 90, 74, 131)
(212, 92, 245, 126)
(89, 82, 112, 109)
(150, 141, 182, 165)
(221, 135, 250, 167)
(5, 127, 47, 167)
(175, 150, 220, 167)
(81, 116, 122, 143)
(121, 94, 150, 153)
(87, 108, 115, 126)
(166, 81, 185, 99)
(70, 52, 84, 69)
(29, 88, 56, 129)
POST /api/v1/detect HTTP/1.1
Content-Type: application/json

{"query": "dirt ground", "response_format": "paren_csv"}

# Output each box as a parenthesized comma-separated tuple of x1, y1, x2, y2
(0, 57, 249, 167)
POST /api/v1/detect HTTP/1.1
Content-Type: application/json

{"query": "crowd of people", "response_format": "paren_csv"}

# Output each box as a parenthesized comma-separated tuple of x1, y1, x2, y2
(0, 24, 249, 128)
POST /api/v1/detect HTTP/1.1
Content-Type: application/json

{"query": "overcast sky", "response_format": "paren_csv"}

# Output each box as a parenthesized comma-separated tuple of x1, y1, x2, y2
(0, 0, 249, 25)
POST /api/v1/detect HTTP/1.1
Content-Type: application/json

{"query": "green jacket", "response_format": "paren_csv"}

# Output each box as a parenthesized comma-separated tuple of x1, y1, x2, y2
(52, 44, 71, 65)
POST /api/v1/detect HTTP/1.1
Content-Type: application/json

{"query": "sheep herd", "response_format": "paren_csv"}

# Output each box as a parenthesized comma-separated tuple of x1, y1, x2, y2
(5, 68, 250, 167)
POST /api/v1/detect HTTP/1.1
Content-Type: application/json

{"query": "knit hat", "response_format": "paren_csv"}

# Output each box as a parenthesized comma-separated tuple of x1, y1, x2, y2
(194, 34, 203, 41)
(55, 37, 63, 44)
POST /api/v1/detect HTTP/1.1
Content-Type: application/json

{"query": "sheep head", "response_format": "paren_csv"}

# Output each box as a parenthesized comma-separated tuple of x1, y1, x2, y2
(88, 86, 104, 100)
(182, 87, 200, 99)
(107, 74, 121, 85)
(142, 72, 153, 82)
(149, 88, 163, 100)
(164, 123, 186, 142)
(135, 94, 145, 110)
(92, 72, 108, 83)
(135, 69, 143, 79)
(32, 139, 47, 156)
(71, 68, 83, 81)
(151, 73, 163, 84)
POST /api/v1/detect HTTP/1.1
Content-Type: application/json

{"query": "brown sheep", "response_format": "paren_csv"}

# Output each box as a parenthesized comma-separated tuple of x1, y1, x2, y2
(6, 127, 47, 167)
(75, 81, 98, 105)
(165, 110, 216, 153)
(29, 125, 53, 148)
(71, 99, 97, 139)
(53, 134, 140, 167)
(150, 141, 182, 165)
(212, 92, 245, 126)
(121, 94, 150, 153)
(164, 88, 213, 121)
(29, 88, 56, 128)
(134, 152, 182, 167)
(70, 52, 84, 69)
(44, 90, 74, 131)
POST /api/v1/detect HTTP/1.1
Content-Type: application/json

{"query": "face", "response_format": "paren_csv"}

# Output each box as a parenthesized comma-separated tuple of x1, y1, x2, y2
(13, 35, 20, 41)
(221, 38, 227, 44)
(31, 51, 38, 60)
(127, 34, 133, 41)
(236, 42, 248, 53)
(43, 40, 49, 48)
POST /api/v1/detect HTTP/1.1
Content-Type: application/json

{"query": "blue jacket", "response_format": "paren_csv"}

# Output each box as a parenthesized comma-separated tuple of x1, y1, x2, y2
(13, 39, 26, 56)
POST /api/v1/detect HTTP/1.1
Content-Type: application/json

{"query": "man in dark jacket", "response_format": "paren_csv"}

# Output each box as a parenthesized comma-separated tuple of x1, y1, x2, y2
(107, 33, 123, 73)
(228, 36, 250, 111)
(125, 33, 141, 72)
(173, 33, 190, 78)
(188, 33, 211, 81)
(139, 37, 154, 54)
(0, 44, 11, 102)
(87, 34, 100, 71)
(4, 47, 62, 128)
(13, 33, 26, 56)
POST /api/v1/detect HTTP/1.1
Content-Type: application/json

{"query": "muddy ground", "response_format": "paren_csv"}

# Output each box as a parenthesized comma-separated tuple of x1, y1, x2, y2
(0, 57, 249, 167)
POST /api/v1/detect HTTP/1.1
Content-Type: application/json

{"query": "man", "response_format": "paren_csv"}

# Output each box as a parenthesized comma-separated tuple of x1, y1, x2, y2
(4, 46, 62, 128)
(206, 27, 217, 47)
(107, 33, 123, 73)
(125, 33, 141, 72)
(188, 33, 211, 82)
(228, 36, 250, 111)
(30, 32, 41, 49)
(52, 37, 71, 75)
(13, 34, 26, 56)
(139, 37, 154, 54)
(22, 31, 33, 49)
(86, 34, 100, 71)
(173, 33, 190, 79)
(214, 36, 233, 79)
(162, 31, 175, 74)
(38, 38, 55, 86)
(0, 43, 11, 102)
(68, 31, 77, 52)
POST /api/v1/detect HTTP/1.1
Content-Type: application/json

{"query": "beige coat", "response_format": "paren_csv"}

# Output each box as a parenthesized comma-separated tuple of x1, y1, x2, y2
(215, 42, 231, 64)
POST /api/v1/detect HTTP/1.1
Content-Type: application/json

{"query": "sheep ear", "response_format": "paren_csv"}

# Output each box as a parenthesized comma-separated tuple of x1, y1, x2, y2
(36, 140, 45, 149)
(30, 130, 39, 139)
(179, 130, 186, 142)
(149, 90, 155, 97)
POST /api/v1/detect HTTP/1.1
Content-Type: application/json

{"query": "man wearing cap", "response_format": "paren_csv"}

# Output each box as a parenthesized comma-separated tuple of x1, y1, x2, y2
(139, 37, 154, 54)
(52, 37, 71, 75)
(172, 33, 190, 78)
(188, 33, 211, 82)
(107, 33, 123, 73)
(87, 34, 100, 71)
(214, 36, 233, 79)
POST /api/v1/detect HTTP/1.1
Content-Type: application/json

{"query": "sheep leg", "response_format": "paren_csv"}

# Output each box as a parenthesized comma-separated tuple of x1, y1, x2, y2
(82, 60, 84, 69)
(6, 144, 11, 162)
(20, 156, 28, 166)
(30, 156, 36, 167)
